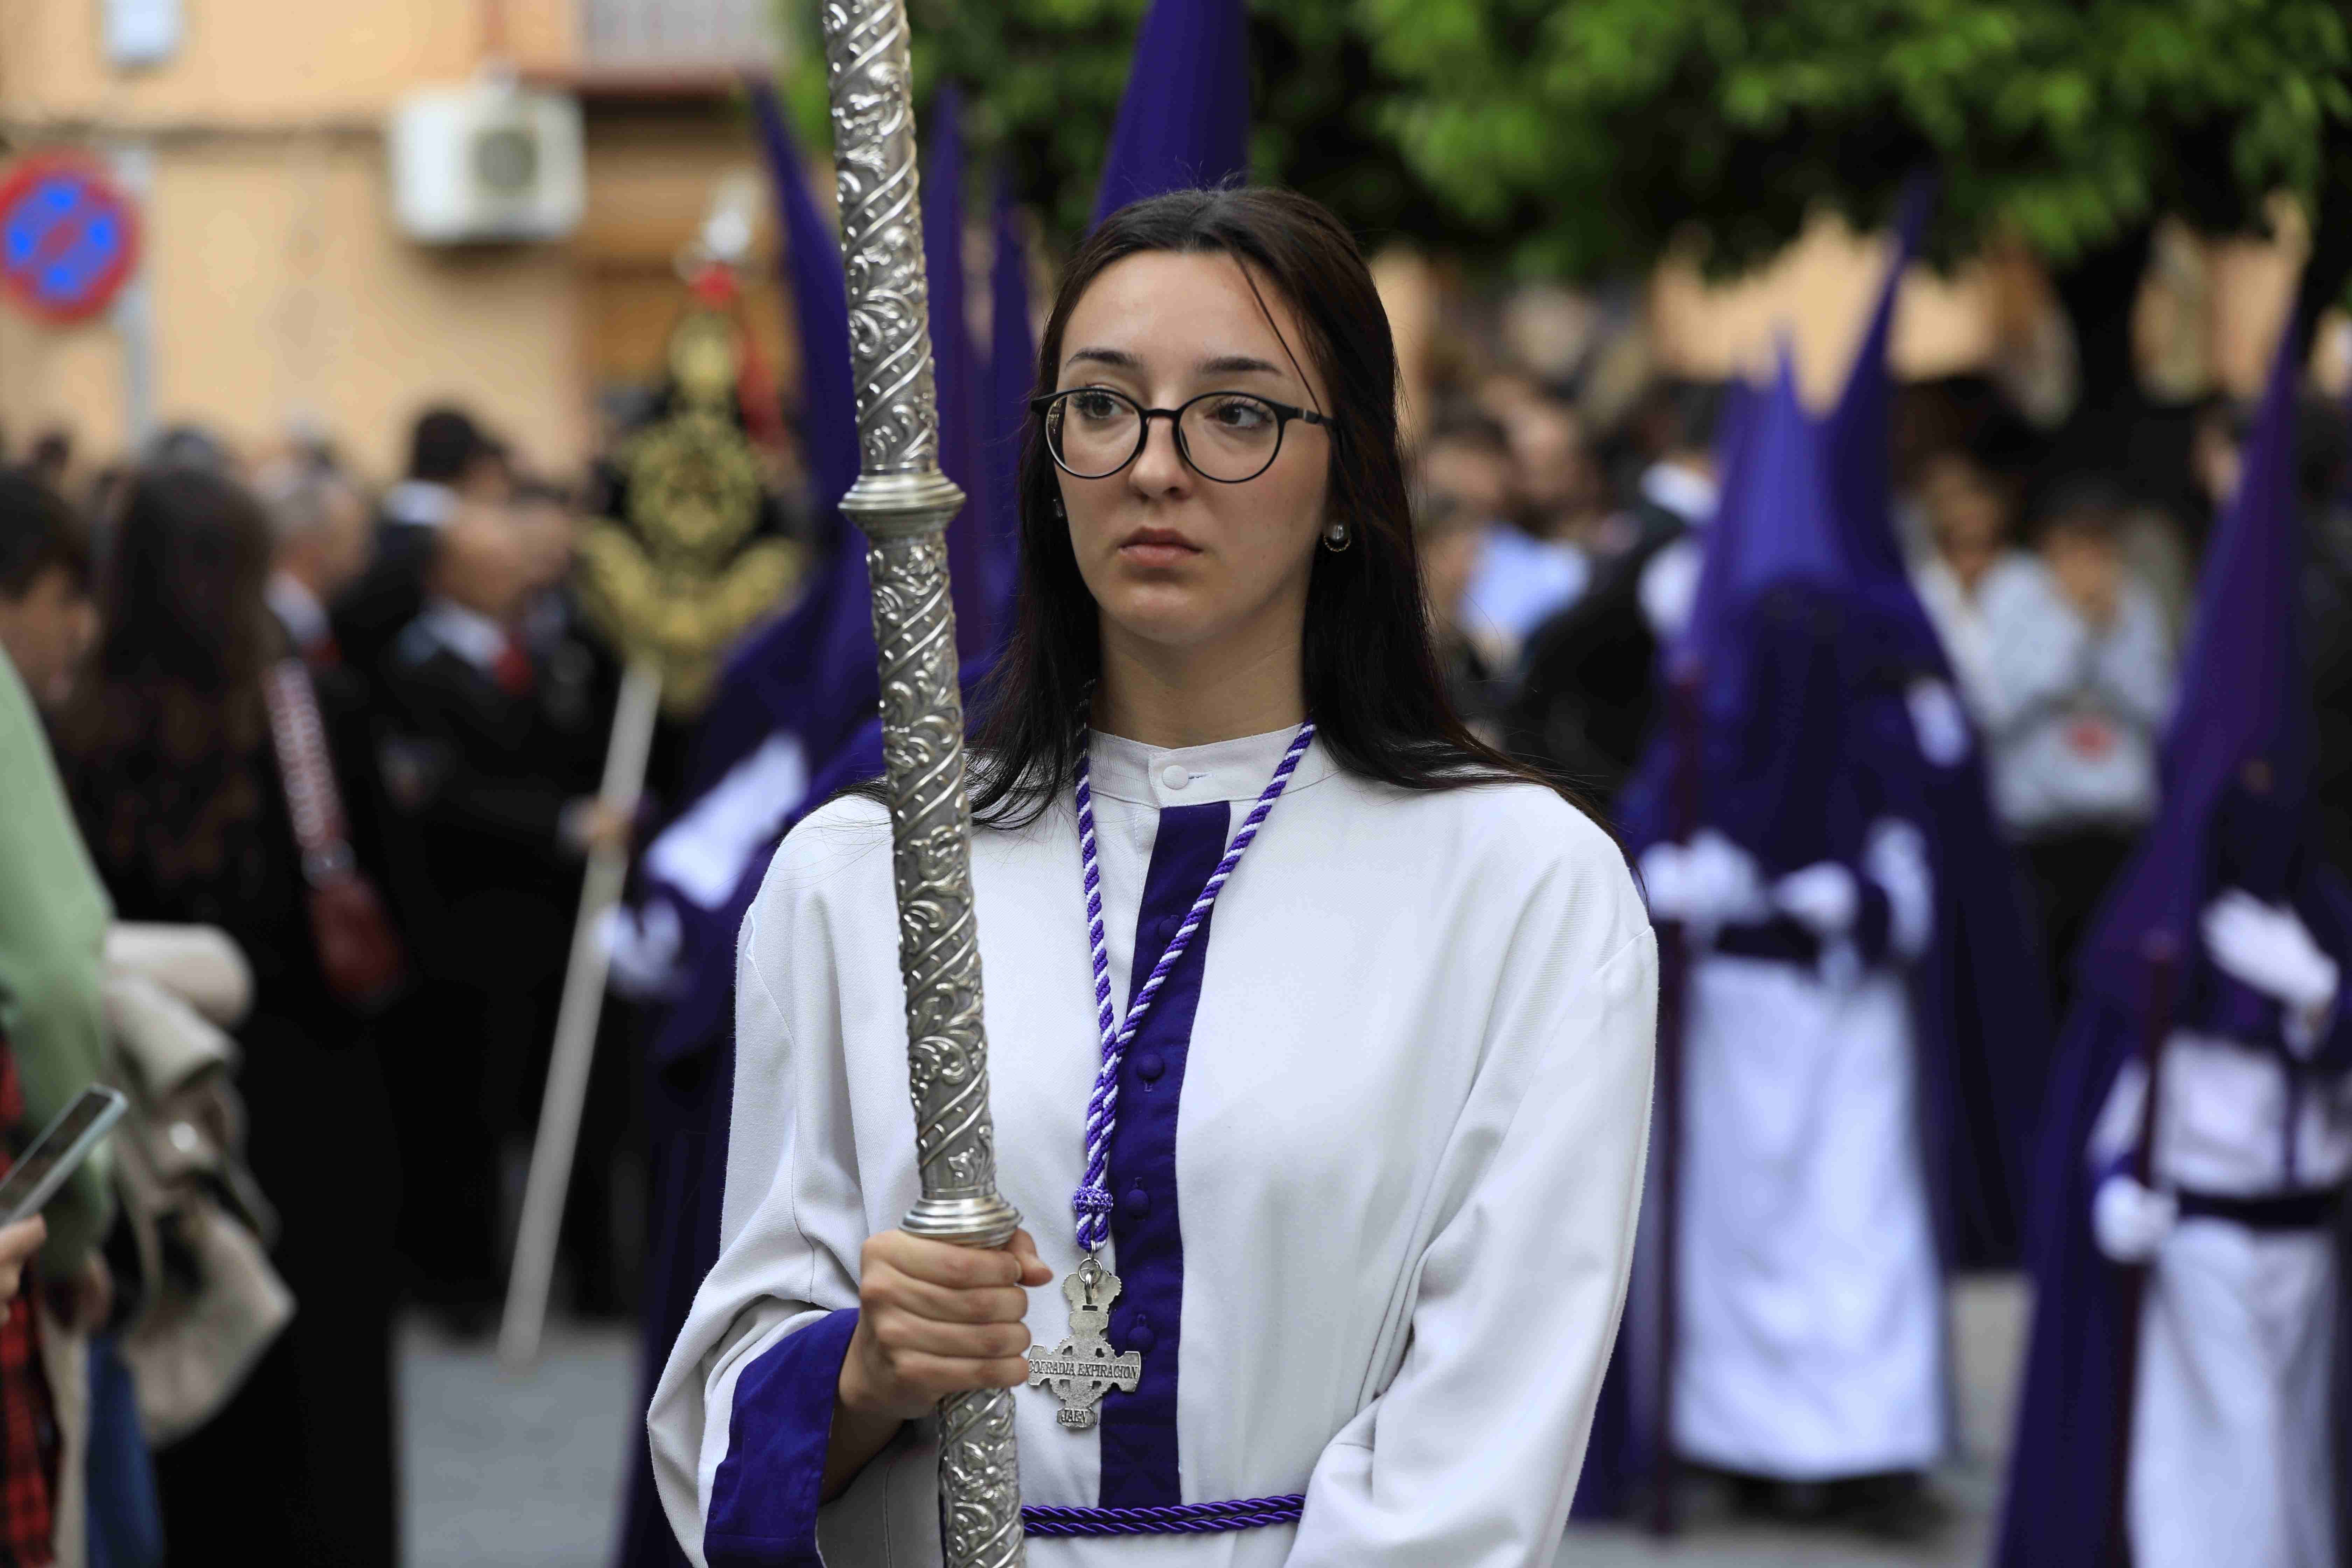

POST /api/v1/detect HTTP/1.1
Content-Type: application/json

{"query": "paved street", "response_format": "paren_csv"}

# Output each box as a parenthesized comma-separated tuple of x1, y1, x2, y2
(401, 1277, 2030, 1567)
(402, 1318, 638, 1568)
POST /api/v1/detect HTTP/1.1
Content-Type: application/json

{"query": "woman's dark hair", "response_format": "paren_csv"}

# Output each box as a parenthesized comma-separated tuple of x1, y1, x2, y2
(0, 466, 90, 600)
(966, 186, 1584, 827)
(55, 464, 276, 895)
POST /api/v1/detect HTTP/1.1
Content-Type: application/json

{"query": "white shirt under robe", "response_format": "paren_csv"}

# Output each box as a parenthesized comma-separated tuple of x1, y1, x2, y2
(647, 728, 1658, 1566)
(2092, 1018, 2352, 1568)
(1671, 822, 1944, 1478)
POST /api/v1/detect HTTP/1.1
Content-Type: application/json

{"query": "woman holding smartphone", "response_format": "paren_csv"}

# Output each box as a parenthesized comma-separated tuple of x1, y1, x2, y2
(651, 187, 1657, 1566)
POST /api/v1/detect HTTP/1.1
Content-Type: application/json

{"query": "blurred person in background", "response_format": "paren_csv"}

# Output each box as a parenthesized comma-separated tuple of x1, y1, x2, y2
(1460, 399, 1599, 664)
(255, 457, 372, 670)
(1974, 474, 2176, 1015)
(53, 464, 400, 1566)
(0, 468, 115, 1568)
(371, 497, 621, 1332)
(1506, 377, 1722, 805)
(1414, 484, 1505, 742)
(1911, 434, 2036, 721)
(330, 405, 512, 688)
(0, 469, 97, 715)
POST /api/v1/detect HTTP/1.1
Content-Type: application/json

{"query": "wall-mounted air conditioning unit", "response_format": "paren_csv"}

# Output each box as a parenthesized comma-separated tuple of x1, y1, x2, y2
(388, 82, 585, 245)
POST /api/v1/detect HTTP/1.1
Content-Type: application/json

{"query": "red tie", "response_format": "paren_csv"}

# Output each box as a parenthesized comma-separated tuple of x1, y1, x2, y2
(493, 638, 535, 697)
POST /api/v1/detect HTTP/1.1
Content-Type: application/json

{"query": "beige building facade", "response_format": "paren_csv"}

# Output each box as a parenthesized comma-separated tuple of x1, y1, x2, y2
(0, 0, 790, 481)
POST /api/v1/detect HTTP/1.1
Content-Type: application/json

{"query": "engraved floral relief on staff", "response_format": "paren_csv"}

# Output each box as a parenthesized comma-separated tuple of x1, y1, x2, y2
(818, 0, 1028, 1562)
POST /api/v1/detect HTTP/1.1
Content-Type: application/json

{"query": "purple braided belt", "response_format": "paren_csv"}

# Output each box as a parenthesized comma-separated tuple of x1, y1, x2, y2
(1020, 1494, 1307, 1536)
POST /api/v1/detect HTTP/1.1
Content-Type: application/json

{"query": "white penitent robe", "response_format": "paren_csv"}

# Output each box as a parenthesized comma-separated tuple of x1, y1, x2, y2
(648, 728, 1657, 1567)
(1671, 828, 1945, 1478)
(2093, 1030, 2352, 1568)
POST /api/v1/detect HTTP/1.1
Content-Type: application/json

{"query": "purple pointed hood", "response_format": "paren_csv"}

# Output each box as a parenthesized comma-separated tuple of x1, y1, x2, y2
(1092, 0, 1251, 224)
(2080, 317, 2313, 1000)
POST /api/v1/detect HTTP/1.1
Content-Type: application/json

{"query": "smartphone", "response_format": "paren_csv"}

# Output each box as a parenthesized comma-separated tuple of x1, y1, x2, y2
(0, 1086, 129, 1228)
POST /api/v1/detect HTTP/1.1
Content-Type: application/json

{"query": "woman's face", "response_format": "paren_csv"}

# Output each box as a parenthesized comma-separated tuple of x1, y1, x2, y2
(1050, 250, 1333, 658)
(1918, 451, 2009, 554)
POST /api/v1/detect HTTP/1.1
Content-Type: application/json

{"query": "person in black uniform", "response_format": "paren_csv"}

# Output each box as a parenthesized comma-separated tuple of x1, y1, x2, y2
(330, 405, 512, 692)
(371, 496, 620, 1329)
(54, 464, 402, 1567)
(1506, 378, 1723, 805)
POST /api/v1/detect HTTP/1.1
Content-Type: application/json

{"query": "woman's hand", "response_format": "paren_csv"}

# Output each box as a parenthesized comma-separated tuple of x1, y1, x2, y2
(0, 1218, 44, 1303)
(824, 1228, 1052, 1502)
(841, 1228, 1052, 1422)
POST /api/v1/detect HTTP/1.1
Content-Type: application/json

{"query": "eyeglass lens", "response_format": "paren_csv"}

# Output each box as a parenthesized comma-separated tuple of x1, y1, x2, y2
(1045, 389, 1287, 483)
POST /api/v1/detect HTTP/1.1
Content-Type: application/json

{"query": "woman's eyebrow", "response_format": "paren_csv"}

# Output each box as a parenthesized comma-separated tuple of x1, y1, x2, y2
(1063, 346, 1141, 371)
(1197, 353, 1285, 378)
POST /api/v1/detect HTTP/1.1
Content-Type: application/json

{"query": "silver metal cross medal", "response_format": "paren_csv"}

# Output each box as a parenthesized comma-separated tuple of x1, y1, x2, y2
(1025, 1255, 1142, 1429)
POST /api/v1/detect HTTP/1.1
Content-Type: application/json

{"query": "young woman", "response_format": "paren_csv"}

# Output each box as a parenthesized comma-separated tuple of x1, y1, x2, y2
(650, 187, 1656, 1566)
(54, 464, 402, 1567)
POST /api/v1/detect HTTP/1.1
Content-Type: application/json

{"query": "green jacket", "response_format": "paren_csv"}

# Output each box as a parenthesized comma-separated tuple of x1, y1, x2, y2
(0, 652, 113, 1267)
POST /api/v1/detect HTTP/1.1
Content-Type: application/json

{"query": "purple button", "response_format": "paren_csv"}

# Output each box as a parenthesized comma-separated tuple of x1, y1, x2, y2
(1134, 1050, 1165, 1082)
(1127, 1322, 1156, 1353)
(1121, 1186, 1152, 1218)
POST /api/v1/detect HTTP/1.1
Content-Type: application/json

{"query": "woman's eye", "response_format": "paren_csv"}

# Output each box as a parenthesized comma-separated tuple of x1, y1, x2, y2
(1071, 391, 1125, 422)
(1206, 397, 1273, 431)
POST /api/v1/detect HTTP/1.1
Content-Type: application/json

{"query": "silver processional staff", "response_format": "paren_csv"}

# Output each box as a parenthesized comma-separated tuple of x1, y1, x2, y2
(817, 0, 1028, 1562)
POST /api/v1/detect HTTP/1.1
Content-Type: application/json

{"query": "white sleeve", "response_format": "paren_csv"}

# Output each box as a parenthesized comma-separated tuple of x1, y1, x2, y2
(646, 821, 886, 1568)
(1977, 563, 2087, 738)
(1285, 913, 1658, 1567)
(2089, 582, 2175, 729)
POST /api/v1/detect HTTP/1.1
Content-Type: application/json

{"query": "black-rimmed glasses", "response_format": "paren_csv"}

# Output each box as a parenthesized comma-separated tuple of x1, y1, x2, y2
(1030, 387, 1331, 484)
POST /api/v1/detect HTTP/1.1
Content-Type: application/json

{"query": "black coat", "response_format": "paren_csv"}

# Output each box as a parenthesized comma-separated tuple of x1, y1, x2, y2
(1504, 497, 1692, 806)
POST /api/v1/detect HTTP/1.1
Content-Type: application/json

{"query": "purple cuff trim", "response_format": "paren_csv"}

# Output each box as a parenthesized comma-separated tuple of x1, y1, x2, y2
(706, 1307, 860, 1567)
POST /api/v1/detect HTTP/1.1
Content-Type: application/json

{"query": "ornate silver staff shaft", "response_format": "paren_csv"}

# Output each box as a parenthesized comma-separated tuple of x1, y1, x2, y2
(818, 3, 1027, 1565)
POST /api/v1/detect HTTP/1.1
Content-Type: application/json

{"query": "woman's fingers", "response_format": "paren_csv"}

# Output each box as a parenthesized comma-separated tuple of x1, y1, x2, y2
(877, 1273, 1031, 1328)
(875, 1350, 1034, 1396)
(867, 1230, 1026, 1290)
(1003, 1227, 1054, 1286)
(0, 1217, 46, 1262)
(869, 1311, 1034, 1363)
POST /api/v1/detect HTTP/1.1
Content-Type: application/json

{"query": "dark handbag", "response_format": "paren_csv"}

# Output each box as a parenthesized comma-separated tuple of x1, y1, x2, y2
(261, 660, 408, 1013)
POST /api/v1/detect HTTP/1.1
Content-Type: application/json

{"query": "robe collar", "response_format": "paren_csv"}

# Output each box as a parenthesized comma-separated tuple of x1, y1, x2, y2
(1085, 722, 1335, 808)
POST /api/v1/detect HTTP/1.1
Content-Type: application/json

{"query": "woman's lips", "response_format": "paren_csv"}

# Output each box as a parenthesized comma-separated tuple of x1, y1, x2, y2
(1117, 529, 1201, 568)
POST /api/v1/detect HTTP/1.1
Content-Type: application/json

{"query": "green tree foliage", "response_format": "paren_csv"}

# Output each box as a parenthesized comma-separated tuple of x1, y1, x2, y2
(782, 0, 2351, 414)
(1359, 0, 2352, 279)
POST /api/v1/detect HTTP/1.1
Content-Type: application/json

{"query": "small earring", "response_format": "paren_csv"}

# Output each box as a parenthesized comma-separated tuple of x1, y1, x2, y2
(1321, 519, 1351, 553)
(1052, 497, 1066, 520)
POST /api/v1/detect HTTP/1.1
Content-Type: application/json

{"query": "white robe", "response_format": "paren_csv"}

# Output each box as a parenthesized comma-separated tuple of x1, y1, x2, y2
(1671, 834, 1945, 1478)
(2094, 1030, 2352, 1568)
(647, 728, 1657, 1566)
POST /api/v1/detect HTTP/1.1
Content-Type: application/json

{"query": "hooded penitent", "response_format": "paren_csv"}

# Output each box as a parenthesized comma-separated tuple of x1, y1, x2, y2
(1992, 318, 2352, 1568)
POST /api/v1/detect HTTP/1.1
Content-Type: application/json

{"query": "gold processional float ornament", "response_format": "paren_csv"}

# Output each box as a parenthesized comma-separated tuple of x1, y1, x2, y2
(574, 281, 805, 720)
(502, 202, 807, 1365)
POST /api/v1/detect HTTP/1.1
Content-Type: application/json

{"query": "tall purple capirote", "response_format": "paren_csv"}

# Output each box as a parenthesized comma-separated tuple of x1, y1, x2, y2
(922, 83, 991, 657)
(2079, 317, 2311, 1003)
(1670, 345, 1846, 691)
(1092, 0, 1251, 225)
(983, 166, 1034, 641)
(1068, 722, 1315, 1253)
(1824, 175, 1936, 590)
(749, 77, 857, 514)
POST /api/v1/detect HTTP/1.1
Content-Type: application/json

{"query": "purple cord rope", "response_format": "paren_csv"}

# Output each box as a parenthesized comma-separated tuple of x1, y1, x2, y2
(1020, 1494, 1307, 1536)
(1070, 720, 1316, 1252)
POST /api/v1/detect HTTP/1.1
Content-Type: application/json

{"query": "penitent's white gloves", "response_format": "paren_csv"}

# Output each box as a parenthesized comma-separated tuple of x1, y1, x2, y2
(2200, 890, 2339, 1050)
(1639, 830, 1769, 931)
(2091, 1174, 2177, 1264)
(1771, 863, 1860, 937)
